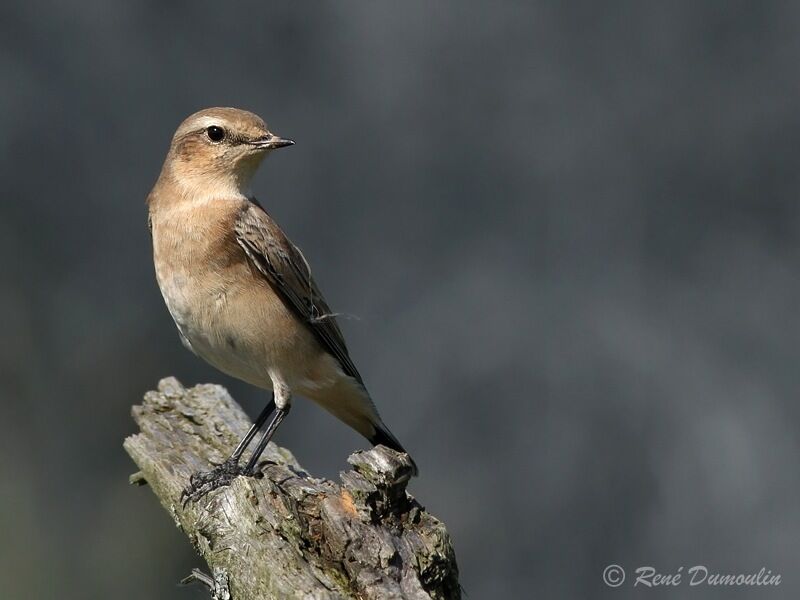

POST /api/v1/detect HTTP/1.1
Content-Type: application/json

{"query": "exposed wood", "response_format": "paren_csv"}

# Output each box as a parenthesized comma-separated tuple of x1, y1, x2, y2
(124, 378, 460, 599)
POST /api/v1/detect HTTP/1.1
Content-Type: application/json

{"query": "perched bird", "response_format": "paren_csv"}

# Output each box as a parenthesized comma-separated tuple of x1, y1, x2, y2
(147, 107, 416, 502)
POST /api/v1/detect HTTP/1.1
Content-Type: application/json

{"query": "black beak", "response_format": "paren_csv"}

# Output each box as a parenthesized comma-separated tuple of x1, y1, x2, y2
(249, 135, 295, 150)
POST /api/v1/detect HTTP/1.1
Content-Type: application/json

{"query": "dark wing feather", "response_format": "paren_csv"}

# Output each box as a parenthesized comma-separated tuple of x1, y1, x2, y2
(234, 201, 364, 384)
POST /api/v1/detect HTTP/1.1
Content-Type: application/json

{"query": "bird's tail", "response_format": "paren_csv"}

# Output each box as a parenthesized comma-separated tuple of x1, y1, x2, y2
(306, 376, 419, 476)
(369, 422, 419, 476)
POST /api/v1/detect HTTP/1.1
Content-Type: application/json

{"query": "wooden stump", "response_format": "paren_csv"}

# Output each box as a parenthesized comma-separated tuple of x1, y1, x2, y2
(124, 378, 460, 599)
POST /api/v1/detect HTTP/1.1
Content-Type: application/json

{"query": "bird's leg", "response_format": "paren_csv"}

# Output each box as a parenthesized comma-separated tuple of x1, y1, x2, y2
(243, 405, 290, 474)
(181, 394, 275, 505)
(229, 395, 276, 462)
(244, 379, 292, 475)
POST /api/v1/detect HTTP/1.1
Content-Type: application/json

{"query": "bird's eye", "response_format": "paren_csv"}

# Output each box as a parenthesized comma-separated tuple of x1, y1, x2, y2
(206, 126, 225, 142)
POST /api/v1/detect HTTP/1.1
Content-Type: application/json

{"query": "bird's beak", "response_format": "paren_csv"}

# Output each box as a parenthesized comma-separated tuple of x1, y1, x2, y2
(249, 135, 295, 150)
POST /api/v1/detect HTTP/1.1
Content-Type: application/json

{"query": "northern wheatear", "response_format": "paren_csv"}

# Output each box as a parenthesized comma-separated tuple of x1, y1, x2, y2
(147, 107, 416, 502)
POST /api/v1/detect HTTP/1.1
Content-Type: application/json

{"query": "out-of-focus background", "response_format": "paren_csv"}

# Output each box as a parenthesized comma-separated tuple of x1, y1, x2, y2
(2, 2, 799, 598)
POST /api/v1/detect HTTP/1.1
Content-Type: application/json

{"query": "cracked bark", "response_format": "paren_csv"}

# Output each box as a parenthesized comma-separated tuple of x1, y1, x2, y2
(124, 378, 460, 599)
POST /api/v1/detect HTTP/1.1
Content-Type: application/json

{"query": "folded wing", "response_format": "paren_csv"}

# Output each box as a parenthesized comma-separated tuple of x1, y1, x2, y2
(234, 201, 364, 385)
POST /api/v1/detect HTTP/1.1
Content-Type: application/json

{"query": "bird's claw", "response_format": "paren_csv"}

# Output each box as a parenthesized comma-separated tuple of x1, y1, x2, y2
(180, 459, 251, 506)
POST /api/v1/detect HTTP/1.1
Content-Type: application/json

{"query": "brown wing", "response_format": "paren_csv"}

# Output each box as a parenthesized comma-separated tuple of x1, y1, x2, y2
(234, 201, 364, 384)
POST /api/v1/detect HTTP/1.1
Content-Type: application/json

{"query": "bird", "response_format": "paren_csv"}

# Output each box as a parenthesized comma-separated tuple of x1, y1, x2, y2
(146, 107, 417, 502)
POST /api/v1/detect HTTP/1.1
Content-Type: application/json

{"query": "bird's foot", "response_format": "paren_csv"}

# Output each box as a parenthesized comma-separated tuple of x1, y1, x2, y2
(180, 459, 253, 506)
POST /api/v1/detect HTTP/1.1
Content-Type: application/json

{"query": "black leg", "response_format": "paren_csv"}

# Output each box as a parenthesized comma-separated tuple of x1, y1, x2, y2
(181, 394, 276, 505)
(244, 405, 290, 474)
(229, 394, 275, 462)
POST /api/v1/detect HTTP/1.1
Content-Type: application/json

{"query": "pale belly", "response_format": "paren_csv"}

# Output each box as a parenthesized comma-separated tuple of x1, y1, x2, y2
(150, 201, 349, 402)
(156, 267, 350, 403)
(156, 268, 260, 385)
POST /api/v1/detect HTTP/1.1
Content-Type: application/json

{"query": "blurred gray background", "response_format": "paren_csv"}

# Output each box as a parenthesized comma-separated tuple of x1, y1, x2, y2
(2, 1, 799, 598)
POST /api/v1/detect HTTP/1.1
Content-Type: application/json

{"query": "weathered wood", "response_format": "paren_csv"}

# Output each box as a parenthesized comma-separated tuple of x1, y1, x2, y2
(124, 378, 460, 600)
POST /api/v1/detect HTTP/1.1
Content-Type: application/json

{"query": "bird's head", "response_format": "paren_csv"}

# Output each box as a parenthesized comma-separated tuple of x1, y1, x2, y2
(163, 107, 293, 199)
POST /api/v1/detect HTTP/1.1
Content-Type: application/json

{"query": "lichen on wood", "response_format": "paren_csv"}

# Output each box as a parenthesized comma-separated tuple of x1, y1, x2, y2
(124, 378, 460, 599)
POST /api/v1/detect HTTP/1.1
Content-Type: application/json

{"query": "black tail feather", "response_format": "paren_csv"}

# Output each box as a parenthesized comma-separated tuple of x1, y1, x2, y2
(369, 424, 419, 476)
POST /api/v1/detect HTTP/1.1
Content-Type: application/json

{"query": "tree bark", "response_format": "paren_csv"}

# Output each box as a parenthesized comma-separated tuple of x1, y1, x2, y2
(124, 378, 460, 600)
